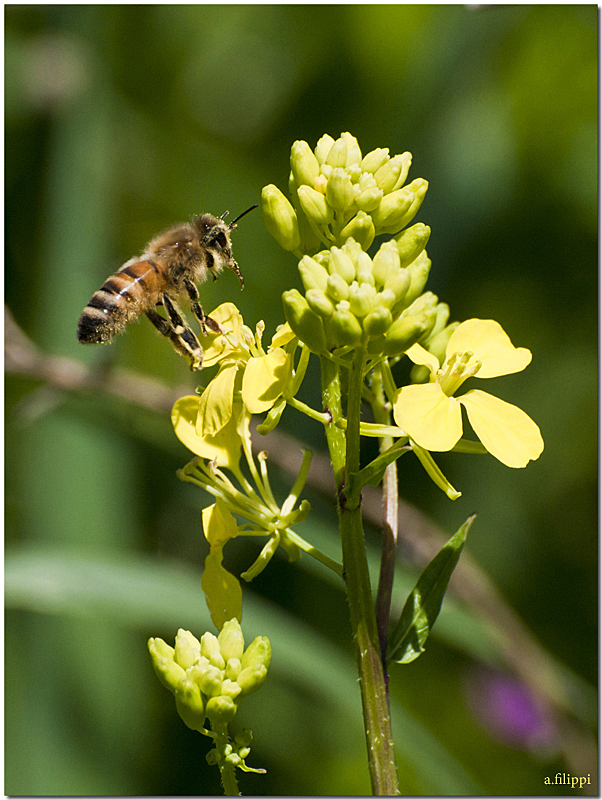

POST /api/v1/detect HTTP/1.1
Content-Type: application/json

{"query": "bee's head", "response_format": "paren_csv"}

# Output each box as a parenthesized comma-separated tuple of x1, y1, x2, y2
(194, 205, 257, 288)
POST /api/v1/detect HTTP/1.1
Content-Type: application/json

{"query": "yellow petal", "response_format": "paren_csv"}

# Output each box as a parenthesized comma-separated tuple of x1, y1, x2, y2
(393, 383, 463, 452)
(201, 303, 247, 367)
(202, 499, 239, 549)
(270, 322, 296, 349)
(201, 551, 243, 630)
(459, 389, 544, 468)
(196, 365, 238, 436)
(171, 395, 242, 469)
(446, 319, 531, 378)
(405, 343, 440, 377)
(242, 349, 291, 414)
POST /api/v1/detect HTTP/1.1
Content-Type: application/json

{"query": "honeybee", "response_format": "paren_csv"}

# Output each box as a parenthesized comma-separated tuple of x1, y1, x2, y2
(77, 205, 256, 369)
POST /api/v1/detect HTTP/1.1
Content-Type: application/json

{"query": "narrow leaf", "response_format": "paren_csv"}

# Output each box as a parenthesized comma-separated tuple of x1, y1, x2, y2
(350, 439, 411, 496)
(387, 515, 475, 664)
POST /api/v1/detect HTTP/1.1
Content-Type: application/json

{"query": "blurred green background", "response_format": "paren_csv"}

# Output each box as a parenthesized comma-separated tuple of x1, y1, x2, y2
(5, 4, 597, 796)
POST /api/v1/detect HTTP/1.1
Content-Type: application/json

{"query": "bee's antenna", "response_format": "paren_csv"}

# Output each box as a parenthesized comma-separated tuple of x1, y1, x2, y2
(220, 211, 230, 221)
(228, 204, 258, 229)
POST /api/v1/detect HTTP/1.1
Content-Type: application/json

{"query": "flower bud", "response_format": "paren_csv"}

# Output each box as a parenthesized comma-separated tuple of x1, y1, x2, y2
(330, 304, 363, 347)
(360, 147, 390, 174)
(402, 291, 438, 320)
(354, 251, 375, 284)
(235, 728, 254, 747)
(290, 140, 320, 187)
(426, 322, 460, 364)
(297, 209, 322, 255)
(282, 289, 327, 354)
(326, 272, 350, 302)
(394, 222, 431, 268)
(383, 313, 434, 356)
(348, 284, 377, 318)
(325, 136, 348, 168)
(315, 133, 336, 165)
(237, 746, 251, 760)
(218, 618, 245, 662)
(297, 185, 334, 225)
(261, 185, 301, 251)
(372, 241, 401, 286)
(241, 636, 272, 672)
(196, 664, 224, 698)
(149, 637, 175, 661)
(346, 163, 362, 183)
(329, 247, 356, 283)
(339, 211, 375, 250)
(354, 186, 384, 213)
(374, 152, 412, 193)
(326, 168, 356, 212)
(370, 187, 415, 234)
(341, 237, 363, 266)
(306, 288, 335, 317)
(206, 749, 219, 765)
(149, 649, 187, 693)
(298, 255, 329, 292)
(341, 131, 362, 166)
(393, 178, 428, 231)
(236, 665, 268, 697)
(384, 269, 411, 305)
(206, 695, 237, 724)
(424, 302, 450, 344)
(200, 632, 226, 669)
(174, 629, 201, 670)
(403, 251, 432, 306)
(220, 679, 242, 700)
(225, 657, 242, 681)
(175, 686, 206, 732)
(363, 306, 393, 338)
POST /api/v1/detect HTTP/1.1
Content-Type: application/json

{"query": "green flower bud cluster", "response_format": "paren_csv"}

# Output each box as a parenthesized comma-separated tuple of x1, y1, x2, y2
(262, 132, 428, 255)
(148, 619, 271, 733)
(282, 231, 447, 357)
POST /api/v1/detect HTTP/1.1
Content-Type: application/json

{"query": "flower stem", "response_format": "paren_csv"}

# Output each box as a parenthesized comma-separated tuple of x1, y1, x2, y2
(212, 724, 240, 796)
(320, 352, 399, 796)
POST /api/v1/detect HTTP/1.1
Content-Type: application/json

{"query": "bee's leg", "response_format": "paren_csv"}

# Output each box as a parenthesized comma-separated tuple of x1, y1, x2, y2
(183, 278, 223, 335)
(146, 301, 203, 371)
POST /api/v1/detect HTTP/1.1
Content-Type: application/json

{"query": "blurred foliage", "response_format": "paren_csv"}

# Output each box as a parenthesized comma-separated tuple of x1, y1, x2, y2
(5, 5, 596, 796)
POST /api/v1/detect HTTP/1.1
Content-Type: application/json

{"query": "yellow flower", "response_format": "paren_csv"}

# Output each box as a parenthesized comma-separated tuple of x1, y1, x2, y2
(393, 319, 544, 468)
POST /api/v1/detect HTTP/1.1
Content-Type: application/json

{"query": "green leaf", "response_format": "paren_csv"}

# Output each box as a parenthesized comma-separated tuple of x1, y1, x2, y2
(387, 515, 474, 664)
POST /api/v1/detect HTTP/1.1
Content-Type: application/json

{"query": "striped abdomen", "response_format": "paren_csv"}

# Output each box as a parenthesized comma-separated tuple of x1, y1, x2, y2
(77, 259, 168, 344)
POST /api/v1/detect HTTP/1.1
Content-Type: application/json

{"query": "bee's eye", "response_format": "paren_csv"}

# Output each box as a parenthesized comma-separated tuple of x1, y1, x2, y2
(213, 232, 227, 250)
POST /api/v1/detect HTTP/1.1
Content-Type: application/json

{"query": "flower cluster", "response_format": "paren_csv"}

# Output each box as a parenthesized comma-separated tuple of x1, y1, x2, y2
(148, 619, 270, 741)
(262, 132, 428, 255)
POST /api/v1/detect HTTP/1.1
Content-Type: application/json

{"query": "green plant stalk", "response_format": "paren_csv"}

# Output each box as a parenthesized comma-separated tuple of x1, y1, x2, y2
(368, 366, 399, 665)
(320, 352, 399, 796)
(212, 724, 240, 796)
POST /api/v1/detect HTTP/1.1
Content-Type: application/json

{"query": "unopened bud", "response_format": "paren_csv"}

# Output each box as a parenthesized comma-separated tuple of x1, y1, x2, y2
(326, 168, 356, 212)
(393, 178, 428, 231)
(384, 269, 411, 304)
(403, 251, 432, 306)
(235, 728, 254, 747)
(148, 637, 175, 662)
(354, 186, 383, 213)
(354, 251, 375, 284)
(360, 147, 390, 174)
(339, 211, 375, 250)
(348, 283, 377, 318)
(329, 247, 356, 283)
(220, 679, 242, 700)
(394, 223, 431, 268)
(315, 133, 336, 165)
(306, 288, 335, 318)
(297, 185, 334, 225)
(372, 241, 401, 285)
(241, 636, 272, 671)
(330, 304, 363, 347)
(236, 665, 268, 697)
(424, 302, 450, 344)
(174, 629, 200, 670)
(374, 152, 412, 194)
(196, 664, 223, 698)
(341, 132, 362, 166)
(282, 289, 327, 354)
(325, 136, 348, 168)
(290, 140, 320, 187)
(326, 272, 350, 302)
(426, 322, 460, 364)
(218, 618, 245, 662)
(225, 657, 242, 681)
(175, 689, 206, 732)
(261, 185, 301, 251)
(149, 649, 187, 693)
(363, 306, 393, 338)
(383, 313, 435, 356)
(370, 187, 415, 234)
(200, 632, 225, 669)
(206, 695, 237, 724)
(298, 255, 329, 292)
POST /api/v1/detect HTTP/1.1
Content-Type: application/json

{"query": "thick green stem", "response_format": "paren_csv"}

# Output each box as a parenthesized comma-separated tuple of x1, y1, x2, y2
(212, 724, 240, 796)
(320, 352, 399, 796)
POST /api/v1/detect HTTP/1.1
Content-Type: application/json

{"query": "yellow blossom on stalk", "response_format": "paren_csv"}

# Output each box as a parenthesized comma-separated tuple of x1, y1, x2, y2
(393, 319, 544, 468)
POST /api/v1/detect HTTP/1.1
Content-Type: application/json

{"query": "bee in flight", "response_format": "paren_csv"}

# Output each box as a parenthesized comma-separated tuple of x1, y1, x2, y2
(77, 205, 256, 370)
